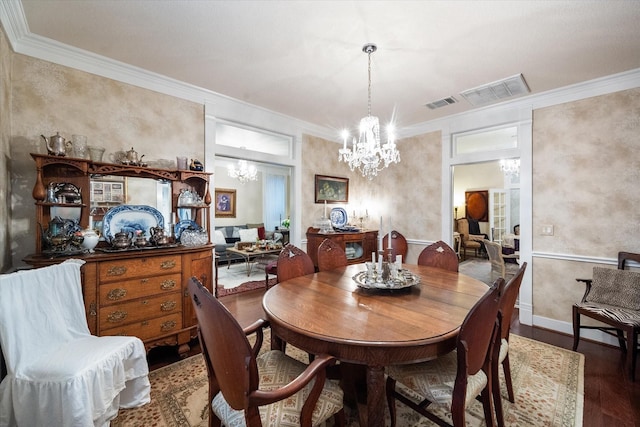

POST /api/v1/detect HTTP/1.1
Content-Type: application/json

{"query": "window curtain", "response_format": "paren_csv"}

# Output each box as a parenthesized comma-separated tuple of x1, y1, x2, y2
(264, 174, 286, 230)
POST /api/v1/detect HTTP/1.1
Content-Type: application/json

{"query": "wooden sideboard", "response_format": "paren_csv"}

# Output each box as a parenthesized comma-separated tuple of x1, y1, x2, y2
(306, 228, 378, 270)
(24, 245, 213, 356)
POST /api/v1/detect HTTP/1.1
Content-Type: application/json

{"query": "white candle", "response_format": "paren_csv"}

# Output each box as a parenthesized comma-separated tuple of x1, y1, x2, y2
(88, 215, 93, 230)
(378, 253, 383, 272)
(396, 255, 402, 269)
(387, 218, 392, 249)
(343, 134, 347, 150)
(372, 252, 376, 263)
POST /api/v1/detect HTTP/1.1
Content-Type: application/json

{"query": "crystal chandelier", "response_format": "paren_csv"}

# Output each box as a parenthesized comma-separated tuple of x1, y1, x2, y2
(339, 43, 400, 180)
(228, 159, 258, 183)
(499, 158, 520, 177)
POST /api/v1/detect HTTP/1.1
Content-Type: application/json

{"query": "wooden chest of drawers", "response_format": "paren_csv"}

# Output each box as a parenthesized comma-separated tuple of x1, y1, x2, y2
(24, 245, 213, 356)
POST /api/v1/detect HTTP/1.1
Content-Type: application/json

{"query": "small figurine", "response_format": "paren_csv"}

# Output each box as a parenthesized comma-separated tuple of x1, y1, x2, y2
(190, 159, 204, 171)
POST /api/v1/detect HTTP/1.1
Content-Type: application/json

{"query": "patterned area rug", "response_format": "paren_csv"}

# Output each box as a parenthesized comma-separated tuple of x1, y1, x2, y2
(112, 332, 584, 427)
(216, 278, 276, 297)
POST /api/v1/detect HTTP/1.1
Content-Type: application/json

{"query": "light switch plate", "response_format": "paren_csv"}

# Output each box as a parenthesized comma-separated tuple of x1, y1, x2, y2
(541, 225, 554, 236)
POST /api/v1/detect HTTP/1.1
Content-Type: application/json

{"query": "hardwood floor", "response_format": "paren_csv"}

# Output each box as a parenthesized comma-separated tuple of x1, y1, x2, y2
(149, 288, 640, 426)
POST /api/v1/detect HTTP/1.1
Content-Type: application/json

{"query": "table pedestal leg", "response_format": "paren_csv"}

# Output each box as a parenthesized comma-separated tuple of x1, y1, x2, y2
(366, 365, 386, 427)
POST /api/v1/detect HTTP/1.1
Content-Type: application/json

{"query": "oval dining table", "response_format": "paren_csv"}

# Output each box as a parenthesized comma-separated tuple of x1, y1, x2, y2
(262, 263, 490, 427)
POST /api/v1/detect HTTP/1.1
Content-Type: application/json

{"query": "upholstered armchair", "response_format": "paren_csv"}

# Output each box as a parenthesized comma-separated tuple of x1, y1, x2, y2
(456, 218, 484, 260)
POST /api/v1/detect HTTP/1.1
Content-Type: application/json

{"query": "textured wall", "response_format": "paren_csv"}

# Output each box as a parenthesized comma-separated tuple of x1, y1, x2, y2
(9, 54, 204, 268)
(0, 25, 10, 272)
(301, 131, 442, 263)
(532, 88, 640, 321)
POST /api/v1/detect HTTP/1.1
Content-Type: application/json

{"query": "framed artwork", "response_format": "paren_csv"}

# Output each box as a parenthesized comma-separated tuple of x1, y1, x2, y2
(215, 188, 236, 218)
(315, 175, 349, 204)
(465, 190, 489, 222)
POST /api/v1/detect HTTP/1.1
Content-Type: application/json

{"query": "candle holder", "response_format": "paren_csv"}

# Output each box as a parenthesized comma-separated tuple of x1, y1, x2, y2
(357, 211, 369, 229)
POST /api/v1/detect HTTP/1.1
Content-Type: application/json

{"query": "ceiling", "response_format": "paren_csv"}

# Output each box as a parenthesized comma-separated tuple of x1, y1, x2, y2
(12, 1, 640, 134)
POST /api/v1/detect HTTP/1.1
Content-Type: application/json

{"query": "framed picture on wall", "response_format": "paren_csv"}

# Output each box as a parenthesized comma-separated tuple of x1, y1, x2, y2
(215, 188, 236, 218)
(465, 190, 489, 222)
(315, 175, 349, 204)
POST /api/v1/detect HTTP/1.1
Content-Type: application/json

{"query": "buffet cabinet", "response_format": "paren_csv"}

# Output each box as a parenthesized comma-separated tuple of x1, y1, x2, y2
(24, 244, 213, 355)
(25, 154, 214, 355)
(306, 228, 378, 270)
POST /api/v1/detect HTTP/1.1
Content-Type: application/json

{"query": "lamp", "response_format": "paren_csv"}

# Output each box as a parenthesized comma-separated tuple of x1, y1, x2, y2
(500, 158, 520, 177)
(228, 159, 258, 183)
(339, 43, 400, 180)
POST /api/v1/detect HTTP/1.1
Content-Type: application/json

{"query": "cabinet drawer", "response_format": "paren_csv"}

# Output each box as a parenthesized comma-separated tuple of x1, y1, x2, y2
(99, 291, 182, 328)
(101, 313, 182, 341)
(99, 256, 182, 282)
(99, 273, 181, 305)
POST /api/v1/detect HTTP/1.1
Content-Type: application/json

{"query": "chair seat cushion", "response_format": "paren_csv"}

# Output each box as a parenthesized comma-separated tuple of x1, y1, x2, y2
(575, 302, 640, 327)
(211, 350, 343, 426)
(386, 350, 487, 410)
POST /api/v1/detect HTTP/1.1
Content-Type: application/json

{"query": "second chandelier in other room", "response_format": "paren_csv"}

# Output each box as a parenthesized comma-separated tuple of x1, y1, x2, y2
(228, 159, 258, 183)
(339, 43, 400, 180)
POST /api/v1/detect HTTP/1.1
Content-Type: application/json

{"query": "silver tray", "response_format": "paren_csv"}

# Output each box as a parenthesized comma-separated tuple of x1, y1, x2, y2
(352, 269, 420, 291)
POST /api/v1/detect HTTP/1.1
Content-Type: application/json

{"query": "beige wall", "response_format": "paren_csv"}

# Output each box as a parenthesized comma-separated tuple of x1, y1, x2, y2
(8, 53, 204, 269)
(0, 25, 10, 272)
(532, 88, 640, 322)
(301, 131, 442, 263)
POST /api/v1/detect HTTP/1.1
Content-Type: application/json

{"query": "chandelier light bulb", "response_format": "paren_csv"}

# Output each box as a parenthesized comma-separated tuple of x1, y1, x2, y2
(228, 159, 258, 183)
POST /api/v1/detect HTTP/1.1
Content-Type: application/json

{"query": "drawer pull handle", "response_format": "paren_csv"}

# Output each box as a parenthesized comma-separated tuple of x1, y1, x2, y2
(141, 278, 149, 284)
(160, 279, 176, 290)
(141, 300, 148, 305)
(160, 320, 177, 332)
(141, 321, 149, 326)
(107, 288, 127, 300)
(107, 266, 127, 276)
(161, 301, 177, 311)
(89, 302, 97, 316)
(160, 260, 176, 269)
(107, 310, 128, 323)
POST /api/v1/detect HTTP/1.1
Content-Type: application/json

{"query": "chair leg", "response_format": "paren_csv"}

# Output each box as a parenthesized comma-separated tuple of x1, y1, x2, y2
(333, 408, 346, 427)
(492, 362, 505, 427)
(503, 356, 515, 403)
(480, 387, 496, 427)
(385, 377, 398, 427)
(572, 306, 581, 351)
(626, 326, 637, 381)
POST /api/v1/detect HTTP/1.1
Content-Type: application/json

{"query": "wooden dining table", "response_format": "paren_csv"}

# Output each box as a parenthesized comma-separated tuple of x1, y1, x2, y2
(262, 263, 490, 426)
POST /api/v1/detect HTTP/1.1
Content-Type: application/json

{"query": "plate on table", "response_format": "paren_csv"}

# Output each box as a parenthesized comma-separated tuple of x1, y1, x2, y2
(102, 205, 164, 241)
(175, 219, 200, 240)
(330, 207, 348, 228)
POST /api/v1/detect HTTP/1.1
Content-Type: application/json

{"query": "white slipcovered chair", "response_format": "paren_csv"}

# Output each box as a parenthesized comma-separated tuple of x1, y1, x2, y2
(0, 259, 151, 426)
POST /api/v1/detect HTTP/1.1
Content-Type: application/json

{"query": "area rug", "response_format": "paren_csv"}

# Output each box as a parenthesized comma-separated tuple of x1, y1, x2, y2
(216, 278, 277, 297)
(112, 332, 584, 427)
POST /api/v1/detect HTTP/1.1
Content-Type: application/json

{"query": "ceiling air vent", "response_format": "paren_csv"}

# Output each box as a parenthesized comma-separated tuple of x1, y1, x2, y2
(425, 96, 457, 110)
(459, 74, 530, 107)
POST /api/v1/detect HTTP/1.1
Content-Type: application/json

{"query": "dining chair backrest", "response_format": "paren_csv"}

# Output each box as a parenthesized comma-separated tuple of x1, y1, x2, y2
(317, 238, 347, 271)
(382, 230, 408, 260)
(276, 243, 315, 283)
(498, 262, 527, 340)
(188, 277, 258, 410)
(417, 240, 459, 272)
(458, 279, 503, 378)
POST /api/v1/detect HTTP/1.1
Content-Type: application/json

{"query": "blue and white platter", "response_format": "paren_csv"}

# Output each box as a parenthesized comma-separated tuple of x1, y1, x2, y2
(330, 207, 348, 228)
(102, 205, 164, 241)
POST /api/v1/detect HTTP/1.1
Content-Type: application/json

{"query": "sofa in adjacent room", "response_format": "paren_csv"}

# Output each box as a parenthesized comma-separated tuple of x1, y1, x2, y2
(213, 223, 282, 265)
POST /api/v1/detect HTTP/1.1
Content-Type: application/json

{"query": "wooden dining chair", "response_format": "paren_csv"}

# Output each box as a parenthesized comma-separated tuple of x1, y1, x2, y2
(276, 243, 315, 283)
(187, 277, 346, 427)
(382, 230, 408, 260)
(317, 238, 347, 271)
(573, 251, 640, 381)
(386, 279, 503, 427)
(417, 240, 459, 272)
(493, 262, 527, 427)
(483, 239, 520, 282)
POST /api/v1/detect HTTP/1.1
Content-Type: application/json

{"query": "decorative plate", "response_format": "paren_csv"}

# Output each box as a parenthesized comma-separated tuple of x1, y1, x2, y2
(352, 269, 420, 291)
(330, 207, 348, 228)
(174, 219, 200, 240)
(102, 205, 164, 241)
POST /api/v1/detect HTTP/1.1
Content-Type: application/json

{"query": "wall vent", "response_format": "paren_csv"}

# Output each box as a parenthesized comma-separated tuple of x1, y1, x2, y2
(459, 74, 530, 107)
(425, 96, 458, 110)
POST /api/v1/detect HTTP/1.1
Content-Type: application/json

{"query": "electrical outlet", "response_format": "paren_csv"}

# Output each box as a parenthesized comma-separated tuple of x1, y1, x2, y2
(541, 225, 554, 236)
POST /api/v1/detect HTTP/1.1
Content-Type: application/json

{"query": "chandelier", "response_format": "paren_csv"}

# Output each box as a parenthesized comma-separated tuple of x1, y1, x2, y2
(338, 43, 400, 180)
(228, 159, 258, 183)
(499, 158, 520, 177)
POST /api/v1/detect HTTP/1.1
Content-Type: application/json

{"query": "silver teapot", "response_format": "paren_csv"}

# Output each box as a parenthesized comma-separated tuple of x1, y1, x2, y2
(111, 230, 133, 249)
(41, 132, 70, 156)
